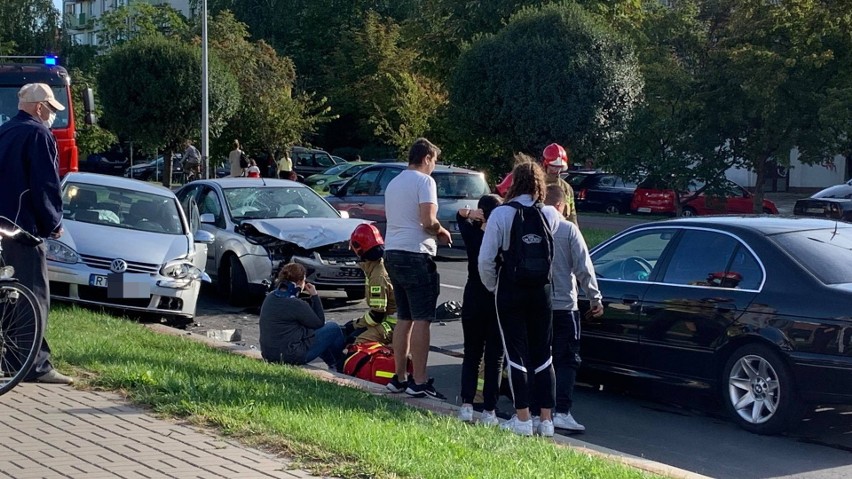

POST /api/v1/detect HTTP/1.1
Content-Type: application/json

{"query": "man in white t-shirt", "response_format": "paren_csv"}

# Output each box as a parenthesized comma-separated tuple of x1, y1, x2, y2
(383, 138, 451, 400)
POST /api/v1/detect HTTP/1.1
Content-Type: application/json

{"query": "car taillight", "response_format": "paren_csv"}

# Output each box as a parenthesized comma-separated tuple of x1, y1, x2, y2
(577, 188, 587, 200)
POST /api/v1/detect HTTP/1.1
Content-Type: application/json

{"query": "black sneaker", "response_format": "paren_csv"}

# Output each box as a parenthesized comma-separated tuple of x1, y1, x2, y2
(405, 378, 446, 400)
(386, 374, 407, 393)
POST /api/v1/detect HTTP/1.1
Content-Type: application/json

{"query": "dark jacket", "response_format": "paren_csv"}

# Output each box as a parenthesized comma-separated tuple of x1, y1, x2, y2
(0, 111, 62, 237)
(457, 212, 488, 293)
(259, 288, 326, 364)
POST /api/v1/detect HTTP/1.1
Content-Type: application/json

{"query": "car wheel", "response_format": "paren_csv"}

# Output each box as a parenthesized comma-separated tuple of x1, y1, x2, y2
(227, 255, 250, 307)
(682, 206, 697, 217)
(722, 343, 804, 435)
(604, 202, 622, 215)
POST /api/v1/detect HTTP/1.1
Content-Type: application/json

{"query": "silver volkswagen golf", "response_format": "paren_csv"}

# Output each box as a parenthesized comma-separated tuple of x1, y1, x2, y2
(47, 173, 212, 324)
(175, 178, 368, 306)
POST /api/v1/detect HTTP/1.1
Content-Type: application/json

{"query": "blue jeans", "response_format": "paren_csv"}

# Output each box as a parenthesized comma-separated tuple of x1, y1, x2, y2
(304, 323, 345, 370)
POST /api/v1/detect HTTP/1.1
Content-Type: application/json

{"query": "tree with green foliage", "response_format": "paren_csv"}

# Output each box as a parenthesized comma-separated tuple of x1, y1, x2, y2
(97, 35, 239, 184)
(204, 11, 331, 159)
(328, 11, 443, 156)
(449, 2, 643, 171)
(69, 68, 117, 161)
(0, 0, 60, 55)
(96, 3, 190, 49)
(698, 0, 851, 211)
(605, 0, 727, 216)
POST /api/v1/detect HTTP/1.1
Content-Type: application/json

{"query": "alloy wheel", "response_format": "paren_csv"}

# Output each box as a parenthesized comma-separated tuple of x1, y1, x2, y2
(727, 354, 781, 425)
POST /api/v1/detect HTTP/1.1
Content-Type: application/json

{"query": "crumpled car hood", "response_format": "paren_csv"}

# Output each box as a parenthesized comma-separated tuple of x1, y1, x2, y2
(241, 217, 368, 249)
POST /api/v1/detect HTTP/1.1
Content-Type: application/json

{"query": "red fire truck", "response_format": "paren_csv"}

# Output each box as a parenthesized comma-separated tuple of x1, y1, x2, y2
(0, 56, 95, 177)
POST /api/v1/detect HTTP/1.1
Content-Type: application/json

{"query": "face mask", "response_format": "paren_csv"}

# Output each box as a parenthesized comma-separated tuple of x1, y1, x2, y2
(43, 110, 56, 129)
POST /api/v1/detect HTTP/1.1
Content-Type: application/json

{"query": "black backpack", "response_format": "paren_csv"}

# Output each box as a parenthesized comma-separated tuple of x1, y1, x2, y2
(239, 152, 248, 169)
(498, 201, 554, 286)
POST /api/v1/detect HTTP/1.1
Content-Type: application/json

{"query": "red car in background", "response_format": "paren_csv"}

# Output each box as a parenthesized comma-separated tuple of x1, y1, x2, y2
(631, 177, 778, 216)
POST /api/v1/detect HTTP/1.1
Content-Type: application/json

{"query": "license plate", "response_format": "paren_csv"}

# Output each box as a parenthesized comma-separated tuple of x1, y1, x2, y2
(806, 207, 825, 214)
(638, 207, 651, 213)
(89, 274, 108, 287)
(107, 273, 151, 298)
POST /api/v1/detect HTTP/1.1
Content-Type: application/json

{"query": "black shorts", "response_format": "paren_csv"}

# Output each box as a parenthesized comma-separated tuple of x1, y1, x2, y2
(384, 250, 440, 322)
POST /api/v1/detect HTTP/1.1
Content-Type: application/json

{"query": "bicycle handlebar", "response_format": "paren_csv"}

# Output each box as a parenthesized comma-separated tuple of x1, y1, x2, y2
(0, 216, 44, 246)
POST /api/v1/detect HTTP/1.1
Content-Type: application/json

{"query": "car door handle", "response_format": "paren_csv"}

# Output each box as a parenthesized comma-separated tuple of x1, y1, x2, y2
(621, 294, 640, 305)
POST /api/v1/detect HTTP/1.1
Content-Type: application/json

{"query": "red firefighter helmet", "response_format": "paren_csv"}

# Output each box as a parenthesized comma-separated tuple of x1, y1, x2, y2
(350, 223, 384, 257)
(542, 143, 569, 172)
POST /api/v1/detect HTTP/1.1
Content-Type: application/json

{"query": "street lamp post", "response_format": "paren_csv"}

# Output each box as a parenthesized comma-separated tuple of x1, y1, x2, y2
(201, 0, 210, 178)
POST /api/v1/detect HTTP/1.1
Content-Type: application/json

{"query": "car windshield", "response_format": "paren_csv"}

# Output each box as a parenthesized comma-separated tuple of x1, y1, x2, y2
(0, 85, 69, 129)
(62, 182, 184, 234)
(772, 228, 852, 284)
(223, 186, 340, 220)
(434, 172, 490, 199)
(567, 174, 592, 187)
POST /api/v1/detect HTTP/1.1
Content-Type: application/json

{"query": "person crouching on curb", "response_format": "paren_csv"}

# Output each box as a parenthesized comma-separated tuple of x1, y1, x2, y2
(259, 263, 345, 371)
(345, 223, 396, 346)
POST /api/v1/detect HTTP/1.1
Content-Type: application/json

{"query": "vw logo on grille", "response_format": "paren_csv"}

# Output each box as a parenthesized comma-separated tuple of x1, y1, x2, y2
(110, 258, 128, 273)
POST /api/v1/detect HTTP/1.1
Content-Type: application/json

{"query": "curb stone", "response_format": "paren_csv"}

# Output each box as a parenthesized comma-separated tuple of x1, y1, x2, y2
(147, 324, 712, 479)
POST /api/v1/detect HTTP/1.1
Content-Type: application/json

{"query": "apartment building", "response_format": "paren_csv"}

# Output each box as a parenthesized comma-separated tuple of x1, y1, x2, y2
(64, 0, 194, 46)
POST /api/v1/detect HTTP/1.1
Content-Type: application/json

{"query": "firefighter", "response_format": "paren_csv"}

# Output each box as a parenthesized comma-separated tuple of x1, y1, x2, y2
(541, 143, 578, 227)
(346, 223, 396, 345)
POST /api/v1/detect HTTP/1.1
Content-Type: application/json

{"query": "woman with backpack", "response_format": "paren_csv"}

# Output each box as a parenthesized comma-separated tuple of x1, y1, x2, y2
(478, 157, 561, 437)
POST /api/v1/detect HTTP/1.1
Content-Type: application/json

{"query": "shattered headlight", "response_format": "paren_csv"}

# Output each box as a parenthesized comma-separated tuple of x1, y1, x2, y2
(46, 239, 79, 264)
(160, 260, 209, 281)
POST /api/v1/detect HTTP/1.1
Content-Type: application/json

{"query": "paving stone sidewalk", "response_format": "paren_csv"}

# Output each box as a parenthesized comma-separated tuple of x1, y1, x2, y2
(0, 383, 329, 479)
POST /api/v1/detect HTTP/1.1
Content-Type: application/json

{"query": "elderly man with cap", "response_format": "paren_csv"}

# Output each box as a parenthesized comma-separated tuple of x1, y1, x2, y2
(0, 83, 74, 384)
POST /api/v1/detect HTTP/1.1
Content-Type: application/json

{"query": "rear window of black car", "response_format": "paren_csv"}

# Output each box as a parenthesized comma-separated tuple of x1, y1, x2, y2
(773, 229, 852, 284)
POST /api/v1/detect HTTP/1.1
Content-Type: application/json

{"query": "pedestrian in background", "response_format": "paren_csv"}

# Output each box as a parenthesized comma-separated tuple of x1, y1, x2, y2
(456, 194, 504, 425)
(246, 159, 261, 178)
(479, 158, 560, 436)
(383, 138, 451, 400)
(541, 184, 603, 433)
(277, 150, 294, 179)
(182, 139, 201, 180)
(0, 83, 74, 384)
(228, 139, 244, 177)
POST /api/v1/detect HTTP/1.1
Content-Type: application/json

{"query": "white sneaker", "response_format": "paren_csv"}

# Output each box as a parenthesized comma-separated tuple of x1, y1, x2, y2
(480, 410, 499, 426)
(531, 415, 541, 431)
(500, 415, 533, 436)
(553, 412, 586, 432)
(538, 419, 555, 437)
(458, 404, 474, 423)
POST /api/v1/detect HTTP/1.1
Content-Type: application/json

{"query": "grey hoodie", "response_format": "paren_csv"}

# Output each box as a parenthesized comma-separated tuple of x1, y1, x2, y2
(551, 218, 603, 311)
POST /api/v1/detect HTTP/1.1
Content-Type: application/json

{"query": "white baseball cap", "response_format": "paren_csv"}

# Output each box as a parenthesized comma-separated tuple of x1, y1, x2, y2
(18, 83, 65, 111)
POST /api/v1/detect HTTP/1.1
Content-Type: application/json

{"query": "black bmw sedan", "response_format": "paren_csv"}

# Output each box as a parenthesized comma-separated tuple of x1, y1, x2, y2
(579, 216, 852, 435)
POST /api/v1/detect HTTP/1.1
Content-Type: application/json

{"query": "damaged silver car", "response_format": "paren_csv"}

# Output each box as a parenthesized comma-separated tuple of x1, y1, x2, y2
(175, 178, 368, 305)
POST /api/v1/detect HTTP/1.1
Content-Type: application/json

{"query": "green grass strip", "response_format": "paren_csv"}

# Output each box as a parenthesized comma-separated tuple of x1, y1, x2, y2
(47, 306, 659, 479)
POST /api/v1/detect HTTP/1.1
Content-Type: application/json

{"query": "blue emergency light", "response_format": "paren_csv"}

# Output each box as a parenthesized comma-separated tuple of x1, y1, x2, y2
(44, 56, 58, 66)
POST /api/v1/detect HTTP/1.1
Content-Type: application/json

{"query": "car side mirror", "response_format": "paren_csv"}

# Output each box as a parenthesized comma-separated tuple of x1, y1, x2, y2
(329, 184, 341, 195)
(199, 213, 216, 224)
(193, 230, 215, 244)
(338, 210, 350, 219)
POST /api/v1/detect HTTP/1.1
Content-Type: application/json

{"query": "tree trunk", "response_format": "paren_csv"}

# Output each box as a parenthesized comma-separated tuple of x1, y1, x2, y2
(752, 154, 768, 214)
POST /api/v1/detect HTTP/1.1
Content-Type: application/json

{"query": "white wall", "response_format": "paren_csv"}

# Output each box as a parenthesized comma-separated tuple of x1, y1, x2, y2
(726, 148, 847, 190)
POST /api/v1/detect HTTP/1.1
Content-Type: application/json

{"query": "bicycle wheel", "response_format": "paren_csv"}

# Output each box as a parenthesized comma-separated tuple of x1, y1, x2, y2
(0, 281, 44, 396)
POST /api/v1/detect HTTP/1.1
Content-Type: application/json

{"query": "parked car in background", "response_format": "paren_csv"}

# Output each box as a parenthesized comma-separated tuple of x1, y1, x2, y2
(581, 216, 852, 434)
(632, 177, 778, 216)
(565, 171, 638, 214)
(304, 161, 375, 193)
(175, 178, 368, 305)
(125, 154, 183, 182)
(47, 173, 212, 325)
(793, 178, 852, 221)
(291, 146, 346, 177)
(325, 163, 490, 248)
(79, 152, 128, 176)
